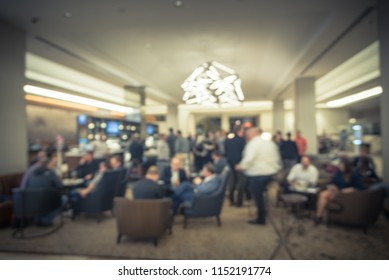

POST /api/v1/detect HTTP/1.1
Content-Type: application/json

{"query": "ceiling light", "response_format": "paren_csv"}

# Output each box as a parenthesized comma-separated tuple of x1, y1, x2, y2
(174, 0, 183, 8)
(25, 94, 97, 112)
(24, 85, 134, 114)
(63, 12, 72, 18)
(325, 86, 382, 108)
(181, 61, 245, 106)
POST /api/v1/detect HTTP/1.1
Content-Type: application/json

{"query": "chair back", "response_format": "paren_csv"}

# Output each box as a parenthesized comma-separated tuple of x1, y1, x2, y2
(115, 168, 128, 197)
(114, 198, 171, 238)
(13, 188, 61, 218)
(185, 170, 229, 218)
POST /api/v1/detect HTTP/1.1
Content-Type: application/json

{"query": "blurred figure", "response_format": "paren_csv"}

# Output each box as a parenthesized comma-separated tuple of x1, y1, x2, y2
(286, 156, 318, 191)
(315, 157, 362, 225)
(156, 133, 170, 162)
(132, 166, 164, 199)
(193, 134, 207, 173)
(339, 129, 348, 151)
(225, 126, 247, 207)
(236, 128, 281, 225)
(74, 151, 98, 181)
(160, 157, 188, 188)
(26, 154, 64, 226)
(109, 155, 122, 170)
(215, 130, 226, 155)
(20, 150, 48, 189)
(89, 132, 109, 164)
(273, 130, 284, 148)
(295, 130, 307, 159)
(211, 150, 228, 174)
(166, 128, 176, 159)
(280, 132, 299, 170)
(175, 130, 191, 173)
(352, 143, 379, 181)
(171, 163, 220, 215)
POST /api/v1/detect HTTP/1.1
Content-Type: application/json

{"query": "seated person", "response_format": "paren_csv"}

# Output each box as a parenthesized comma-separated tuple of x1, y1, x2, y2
(20, 150, 47, 189)
(352, 144, 380, 181)
(109, 155, 122, 170)
(314, 157, 362, 225)
(160, 157, 187, 188)
(286, 156, 318, 191)
(172, 163, 221, 215)
(77, 161, 109, 198)
(74, 151, 98, 181)
(132, 166, 164, 199)
(26, 155, 64, 226)
(211, 150, 228, 174)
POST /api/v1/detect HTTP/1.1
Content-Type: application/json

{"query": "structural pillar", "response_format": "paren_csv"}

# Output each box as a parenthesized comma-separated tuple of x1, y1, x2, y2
(294, 77, 317, 155)
(138, 87, 147, 139)
(221, 114, 229, 132)
(0, 22, 27, 174)
(166, 104, 178, 132)
(378, 0, 389, 182)
(273, 100, 285, 133)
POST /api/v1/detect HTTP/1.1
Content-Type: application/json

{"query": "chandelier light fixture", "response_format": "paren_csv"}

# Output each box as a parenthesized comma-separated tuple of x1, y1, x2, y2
(181, 61, 245, 106)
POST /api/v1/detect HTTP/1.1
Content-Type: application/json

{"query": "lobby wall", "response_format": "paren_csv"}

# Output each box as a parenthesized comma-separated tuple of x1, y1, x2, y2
(0, 22, 27, 175)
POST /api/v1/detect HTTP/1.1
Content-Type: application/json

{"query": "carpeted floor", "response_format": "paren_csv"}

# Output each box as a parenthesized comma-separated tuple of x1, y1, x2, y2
(0, 184, 388, 260)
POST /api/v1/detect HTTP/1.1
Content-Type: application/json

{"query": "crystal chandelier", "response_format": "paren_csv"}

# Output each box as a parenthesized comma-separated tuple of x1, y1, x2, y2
(181, 61, 245, 106)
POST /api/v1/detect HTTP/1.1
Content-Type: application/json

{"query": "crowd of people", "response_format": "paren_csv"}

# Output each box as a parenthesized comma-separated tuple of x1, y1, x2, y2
(10, 125, 387, 228)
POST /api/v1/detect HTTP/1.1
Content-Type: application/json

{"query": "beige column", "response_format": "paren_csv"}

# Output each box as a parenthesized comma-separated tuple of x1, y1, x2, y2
(0, 22, 27, 174)
(221, 114, 229, 132)
(273, 100, 285, 133)
(378, 0, 389, 181)
(294, 77, 317, 155)
(166, 104, 178, 131)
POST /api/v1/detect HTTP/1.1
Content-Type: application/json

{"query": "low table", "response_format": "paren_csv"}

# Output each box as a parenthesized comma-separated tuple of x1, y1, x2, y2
(288, 186, 320, 216)
(270, 193, 307, 260)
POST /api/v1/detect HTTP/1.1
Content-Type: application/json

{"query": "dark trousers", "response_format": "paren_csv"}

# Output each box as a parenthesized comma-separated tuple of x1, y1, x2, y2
(229, 170, 247, 206)
(248, 175, 273, 223)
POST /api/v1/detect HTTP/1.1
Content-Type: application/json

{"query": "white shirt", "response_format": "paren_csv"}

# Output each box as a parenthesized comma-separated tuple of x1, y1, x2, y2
(239, 136, 281, 176)
(156, 140, 170, 161)
(90, 140, 109, 159)
(287, 163, 319, 186)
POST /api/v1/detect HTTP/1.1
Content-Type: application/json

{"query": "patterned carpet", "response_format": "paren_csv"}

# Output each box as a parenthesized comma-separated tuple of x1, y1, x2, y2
(0, 184, 388, 260)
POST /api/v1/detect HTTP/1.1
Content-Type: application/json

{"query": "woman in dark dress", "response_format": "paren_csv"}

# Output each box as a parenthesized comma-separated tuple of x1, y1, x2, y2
(314, 157, 362, 225)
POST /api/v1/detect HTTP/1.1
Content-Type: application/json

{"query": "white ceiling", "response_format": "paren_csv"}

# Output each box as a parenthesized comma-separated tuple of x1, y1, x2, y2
(0, 0, 378, 105)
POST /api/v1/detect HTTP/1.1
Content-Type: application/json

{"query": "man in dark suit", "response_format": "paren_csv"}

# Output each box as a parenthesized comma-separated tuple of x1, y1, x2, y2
(132, 166, 164, 199)
(171, 163, 221, 214)
(74, 151, 99, 181)
(160, 157, 187, 188)
(224, 126, 247, 207)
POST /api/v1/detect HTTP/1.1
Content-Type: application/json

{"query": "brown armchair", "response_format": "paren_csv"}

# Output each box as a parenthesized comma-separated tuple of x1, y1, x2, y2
(327, 188, 385, 232)
(114, 198, 172, 246)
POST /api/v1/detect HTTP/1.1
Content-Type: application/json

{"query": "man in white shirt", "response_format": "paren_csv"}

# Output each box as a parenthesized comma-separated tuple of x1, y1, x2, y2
(236, 128, 281, 225)
(90, 133, 109, 163)
(287, 156, 318, 190)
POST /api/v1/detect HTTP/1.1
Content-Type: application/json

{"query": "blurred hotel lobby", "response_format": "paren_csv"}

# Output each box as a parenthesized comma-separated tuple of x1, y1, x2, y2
(0, 0, 389, 260)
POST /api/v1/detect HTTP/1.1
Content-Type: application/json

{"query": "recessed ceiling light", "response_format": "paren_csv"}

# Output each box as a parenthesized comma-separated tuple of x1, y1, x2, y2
(174, 0, 183, 8)
(145, 43, 151, 48)
(63, 12, 72, 19)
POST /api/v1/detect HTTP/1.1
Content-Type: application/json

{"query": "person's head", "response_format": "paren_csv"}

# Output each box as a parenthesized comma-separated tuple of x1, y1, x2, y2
(109, 155, 121, 169)
(296, 130, 302, 137)
(360, 144, 371, 157)
(171, 157, 181, 171)
(202, 163, 216, 178)
(145, 166, 159, 182)
(301, 156, 311, 169)
(245, 127, 261, 141)
(233, 125, 244, 137)
(177, 130, 182, 137)
(169, 127, 174, 134)
(85, 151, 94, 162)
(339, 157, 352, 174)
(211, 150, 222, 161)
(286, 132, 292, 140)
(99, 161, 108, 173)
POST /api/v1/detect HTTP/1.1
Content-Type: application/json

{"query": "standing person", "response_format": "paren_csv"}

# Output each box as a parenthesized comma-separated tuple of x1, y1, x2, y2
(89, 132, 109, 164)
(215, 130, 227, 155)
(339, 129, 348, 151)
(295, 130, 308, 160)
(225, 126, 246, 207)
(166, 128, 176, 159)
(273, 130, 284, 148)
(280, 132, 299, 169)
(175, 130, 191, 173)
(129, 133, 144, 178)
(193, 134, 207, 173)
(236, 128, 281, 225)
(156, 133, 170, 162)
